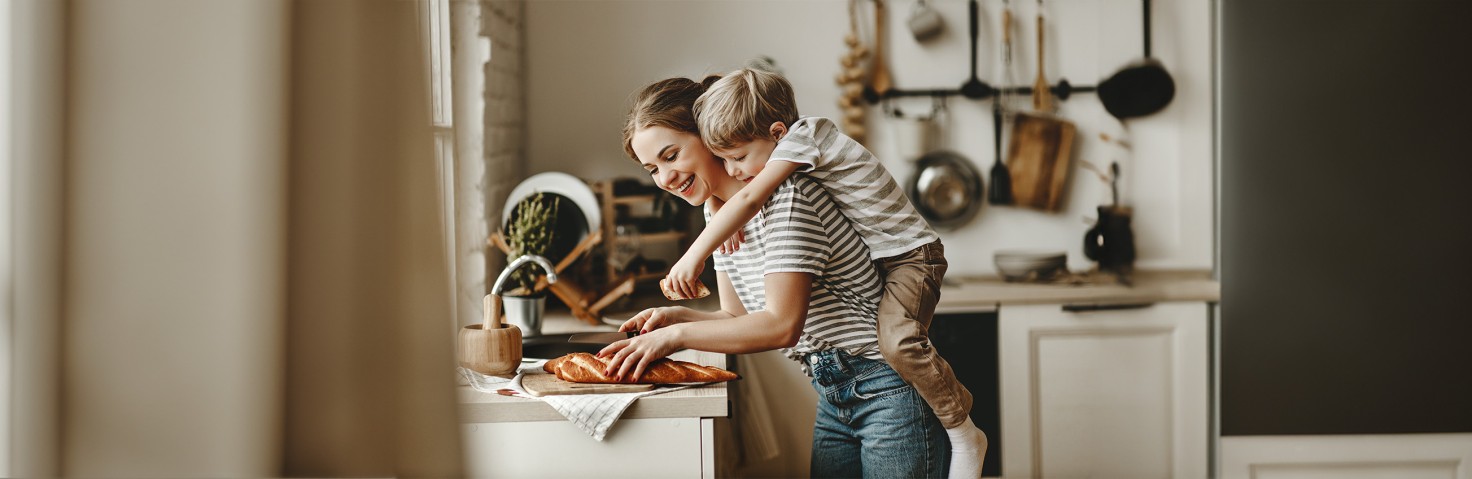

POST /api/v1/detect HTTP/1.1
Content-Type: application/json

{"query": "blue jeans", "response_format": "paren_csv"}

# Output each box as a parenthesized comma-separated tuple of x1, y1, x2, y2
(808, 349, 949, 479)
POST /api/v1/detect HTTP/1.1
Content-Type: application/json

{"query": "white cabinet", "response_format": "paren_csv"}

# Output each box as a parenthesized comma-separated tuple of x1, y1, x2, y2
(999, 302, 1209, 478)
(463, 417, 715, 479)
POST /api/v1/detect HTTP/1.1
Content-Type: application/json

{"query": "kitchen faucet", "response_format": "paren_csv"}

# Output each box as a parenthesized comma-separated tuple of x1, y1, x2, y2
(490, 254, 558, 296)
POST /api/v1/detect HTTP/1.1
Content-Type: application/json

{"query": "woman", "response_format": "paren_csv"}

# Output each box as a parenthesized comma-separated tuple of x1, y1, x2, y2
(599, 76, 949, 478)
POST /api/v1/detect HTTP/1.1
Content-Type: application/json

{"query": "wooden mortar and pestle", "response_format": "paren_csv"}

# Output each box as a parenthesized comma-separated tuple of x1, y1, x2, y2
(458, 294, 523, 377)
(459, 254, 557, 376)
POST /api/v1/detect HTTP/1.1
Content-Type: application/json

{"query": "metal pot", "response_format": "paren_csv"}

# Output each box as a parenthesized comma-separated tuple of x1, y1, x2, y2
(502, 294, 546, 337)
(908, 150, 984, 229)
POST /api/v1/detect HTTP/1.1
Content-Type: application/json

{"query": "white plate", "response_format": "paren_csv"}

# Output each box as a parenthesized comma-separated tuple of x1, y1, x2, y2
(501, 172, 601, 238)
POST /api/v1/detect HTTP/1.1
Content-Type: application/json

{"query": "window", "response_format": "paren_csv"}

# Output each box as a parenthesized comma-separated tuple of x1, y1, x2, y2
(421, 0, 458, 324)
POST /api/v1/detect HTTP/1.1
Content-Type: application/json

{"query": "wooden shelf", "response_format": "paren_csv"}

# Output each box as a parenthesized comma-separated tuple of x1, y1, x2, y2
(631, 272, 668, 282)
(613, 231, 683, 243)
(595, 179, 697, 297)
(612, 195, 656, 205)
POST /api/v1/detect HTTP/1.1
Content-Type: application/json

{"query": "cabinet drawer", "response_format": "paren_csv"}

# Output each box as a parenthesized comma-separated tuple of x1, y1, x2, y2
(999, 302, 1209, 479)
(464, 417, 709, 478)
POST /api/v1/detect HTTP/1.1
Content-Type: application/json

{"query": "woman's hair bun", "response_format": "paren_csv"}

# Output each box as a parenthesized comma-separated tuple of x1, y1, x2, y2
(700, 74, 723, 90)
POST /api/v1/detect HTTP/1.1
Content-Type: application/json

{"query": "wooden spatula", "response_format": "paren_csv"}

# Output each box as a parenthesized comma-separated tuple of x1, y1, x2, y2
(870, 0, 893, 97)
(1032, 7, 1052, 111)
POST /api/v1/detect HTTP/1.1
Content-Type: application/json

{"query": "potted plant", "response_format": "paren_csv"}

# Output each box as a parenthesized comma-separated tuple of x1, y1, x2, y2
(499, 192, 559, 335)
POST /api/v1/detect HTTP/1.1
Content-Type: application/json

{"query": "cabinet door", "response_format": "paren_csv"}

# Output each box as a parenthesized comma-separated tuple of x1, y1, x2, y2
(463, 417, 712, 478)
(999, 302, 1208, 479)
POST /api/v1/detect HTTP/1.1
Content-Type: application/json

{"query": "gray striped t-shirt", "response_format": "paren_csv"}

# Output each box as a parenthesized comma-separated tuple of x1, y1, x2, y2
(773, 116, 939, 259)
(709, 176, 885, 372)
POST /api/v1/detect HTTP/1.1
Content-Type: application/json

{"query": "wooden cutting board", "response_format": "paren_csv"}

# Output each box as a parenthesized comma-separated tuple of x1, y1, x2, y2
(1006, 112, 1077, 211)
(521, 373, 654, 397)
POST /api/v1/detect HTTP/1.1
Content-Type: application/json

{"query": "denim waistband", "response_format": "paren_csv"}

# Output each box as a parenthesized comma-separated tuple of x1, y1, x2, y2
(805, 349, 887, 387)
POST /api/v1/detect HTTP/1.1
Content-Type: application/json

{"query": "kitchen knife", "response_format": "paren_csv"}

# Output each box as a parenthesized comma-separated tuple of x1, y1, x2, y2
(567, 331, 638, 344)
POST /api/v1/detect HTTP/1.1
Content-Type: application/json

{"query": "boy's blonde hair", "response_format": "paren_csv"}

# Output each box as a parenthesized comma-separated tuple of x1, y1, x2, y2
(693, 68, 799, 150)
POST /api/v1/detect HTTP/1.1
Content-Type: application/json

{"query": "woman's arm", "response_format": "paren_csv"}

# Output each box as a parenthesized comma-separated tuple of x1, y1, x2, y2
(599, 271, 812, 381)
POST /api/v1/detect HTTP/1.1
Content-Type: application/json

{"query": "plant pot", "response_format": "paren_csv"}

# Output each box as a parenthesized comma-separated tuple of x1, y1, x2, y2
(457, 323, 522, 376)
(502, 294, 546, 337)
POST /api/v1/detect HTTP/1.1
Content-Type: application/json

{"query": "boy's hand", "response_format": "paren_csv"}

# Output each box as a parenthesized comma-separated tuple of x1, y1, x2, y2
(665, 255, 706, 301)
(716, 229, 745, 255)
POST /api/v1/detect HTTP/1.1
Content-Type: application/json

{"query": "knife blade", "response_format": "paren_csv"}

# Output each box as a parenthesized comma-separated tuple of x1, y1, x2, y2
(566, 331, 638, 344)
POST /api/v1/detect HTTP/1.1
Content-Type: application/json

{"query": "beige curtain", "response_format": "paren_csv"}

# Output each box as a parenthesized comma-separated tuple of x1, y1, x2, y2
(8, 0, 463, 476)
(284, 0, 462, 475)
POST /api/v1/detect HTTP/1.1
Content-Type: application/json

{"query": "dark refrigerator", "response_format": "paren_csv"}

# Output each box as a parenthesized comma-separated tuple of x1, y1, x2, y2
(1220, 0, 1472, 436)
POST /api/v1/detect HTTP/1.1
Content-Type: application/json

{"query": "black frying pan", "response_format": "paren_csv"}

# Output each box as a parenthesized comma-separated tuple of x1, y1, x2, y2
(1098, 0, 1175, 120)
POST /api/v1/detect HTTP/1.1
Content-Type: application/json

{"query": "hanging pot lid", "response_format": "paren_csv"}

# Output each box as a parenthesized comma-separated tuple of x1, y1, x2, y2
(908, 150, 984, 229)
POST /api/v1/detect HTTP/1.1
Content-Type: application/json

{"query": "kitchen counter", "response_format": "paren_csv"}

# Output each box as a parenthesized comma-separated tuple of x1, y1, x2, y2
(936, 269, 1220, 313)
(458, 299, 729, 424)
(459, 270, 1217, 423)
(458, 348, 729, 423)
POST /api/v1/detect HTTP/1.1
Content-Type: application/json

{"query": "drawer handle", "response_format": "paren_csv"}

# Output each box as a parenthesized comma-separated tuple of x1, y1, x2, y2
(1061, 302, 1154, 312)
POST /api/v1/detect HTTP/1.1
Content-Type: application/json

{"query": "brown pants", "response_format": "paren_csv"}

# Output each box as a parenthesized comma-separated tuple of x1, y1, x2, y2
(875, 239, 973, 429)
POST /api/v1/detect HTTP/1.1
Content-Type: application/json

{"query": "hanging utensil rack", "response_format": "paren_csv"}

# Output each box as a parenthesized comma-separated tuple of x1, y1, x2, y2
(859, 0, 1160, 105)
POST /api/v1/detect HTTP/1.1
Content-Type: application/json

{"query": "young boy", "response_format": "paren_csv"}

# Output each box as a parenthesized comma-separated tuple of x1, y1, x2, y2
(673, 67, 988, 478)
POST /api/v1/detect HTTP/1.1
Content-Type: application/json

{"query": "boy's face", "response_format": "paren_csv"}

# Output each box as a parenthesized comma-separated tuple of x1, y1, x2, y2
(710, 122, 787, 183)
(711, 139, 777, 184)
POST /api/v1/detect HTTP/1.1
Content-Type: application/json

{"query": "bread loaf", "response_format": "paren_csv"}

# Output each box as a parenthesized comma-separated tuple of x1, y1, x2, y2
(542, 352, 739, 384)
(659, 278, 711, 301)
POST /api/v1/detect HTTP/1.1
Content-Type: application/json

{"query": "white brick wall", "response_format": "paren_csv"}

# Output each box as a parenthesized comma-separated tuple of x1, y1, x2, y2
(482, 0, 525, 293)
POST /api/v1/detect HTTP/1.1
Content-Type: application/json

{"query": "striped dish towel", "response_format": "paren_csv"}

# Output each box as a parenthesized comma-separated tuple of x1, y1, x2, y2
(459, 367, 692, 441)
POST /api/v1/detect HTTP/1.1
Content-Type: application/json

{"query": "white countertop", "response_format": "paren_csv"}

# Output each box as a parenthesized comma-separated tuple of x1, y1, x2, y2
(936, 269, 1220, 313)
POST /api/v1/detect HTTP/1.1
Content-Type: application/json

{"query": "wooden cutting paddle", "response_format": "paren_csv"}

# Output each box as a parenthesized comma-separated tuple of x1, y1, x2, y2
(520, 374, 654, 397)
(1007, 0, 1075, 211)
(1006, 112, 1075, 210)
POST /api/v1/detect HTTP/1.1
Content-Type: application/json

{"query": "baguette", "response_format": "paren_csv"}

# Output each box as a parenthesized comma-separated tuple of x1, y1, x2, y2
(542, 352, 739, 384)
(659, 278, 711, 301)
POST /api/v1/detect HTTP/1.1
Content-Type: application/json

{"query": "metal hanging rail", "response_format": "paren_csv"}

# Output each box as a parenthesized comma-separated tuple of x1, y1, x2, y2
(859, 0, 1159, 105)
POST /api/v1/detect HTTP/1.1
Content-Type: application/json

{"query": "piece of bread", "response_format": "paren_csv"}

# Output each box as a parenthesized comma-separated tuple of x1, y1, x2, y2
(659, 278, 711, 301)
(542, 352, 739, 384)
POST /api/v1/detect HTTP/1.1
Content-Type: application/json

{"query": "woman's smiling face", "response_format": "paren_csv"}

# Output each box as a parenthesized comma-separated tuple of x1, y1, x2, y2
(630, 125, 730, 206)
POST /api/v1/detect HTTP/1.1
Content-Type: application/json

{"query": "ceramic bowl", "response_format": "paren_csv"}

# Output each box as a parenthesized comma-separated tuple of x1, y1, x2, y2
(994, 249, 1067, 281)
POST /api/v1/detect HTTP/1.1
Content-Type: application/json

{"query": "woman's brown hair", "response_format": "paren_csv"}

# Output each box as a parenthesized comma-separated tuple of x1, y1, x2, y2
(621, 75, 722, 162)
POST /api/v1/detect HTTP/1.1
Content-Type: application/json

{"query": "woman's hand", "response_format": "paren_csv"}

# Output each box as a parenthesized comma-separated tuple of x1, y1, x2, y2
(616, 306, 688, 334)
(597, 325, 683, 381)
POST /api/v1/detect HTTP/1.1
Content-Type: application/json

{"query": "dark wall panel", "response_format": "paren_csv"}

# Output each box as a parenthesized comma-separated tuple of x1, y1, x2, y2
(1221, 0, 1472, 435)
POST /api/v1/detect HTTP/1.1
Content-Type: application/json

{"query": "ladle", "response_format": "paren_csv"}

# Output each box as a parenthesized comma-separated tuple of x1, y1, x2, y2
(959, 0, 990, 99)
(988, 3, 1014, 205)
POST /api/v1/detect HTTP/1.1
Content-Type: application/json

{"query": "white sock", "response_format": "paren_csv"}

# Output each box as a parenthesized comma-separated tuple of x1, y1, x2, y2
(945, 417, 988, 479)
